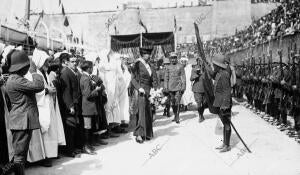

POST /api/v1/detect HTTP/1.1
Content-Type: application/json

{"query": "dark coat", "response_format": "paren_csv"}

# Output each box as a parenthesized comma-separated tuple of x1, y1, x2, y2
(60, 67, 81, 126)
(164, 64, 186, 92)
(131, 60, 157, 138)
(157, 69, 165, 89)
(80, 73, 98, 116)
(190, 65, 205, 93)
(131, 61, 158, 95)
(213, 69, 231, 109)
(5, 73, 44, 130)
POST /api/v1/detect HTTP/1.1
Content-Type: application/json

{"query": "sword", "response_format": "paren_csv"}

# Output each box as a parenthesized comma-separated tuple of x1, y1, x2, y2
(229, 120, 252, 153)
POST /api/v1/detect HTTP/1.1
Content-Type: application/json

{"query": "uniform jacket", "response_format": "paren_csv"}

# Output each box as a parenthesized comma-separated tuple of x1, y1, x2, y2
(130, 60, 158, 95)
(6, 73, 44, 130)
(80, 73, 98, 116)
(190, 65, 205, 93)
(164, 63, 186, 92)
(213, 69, 231, 109)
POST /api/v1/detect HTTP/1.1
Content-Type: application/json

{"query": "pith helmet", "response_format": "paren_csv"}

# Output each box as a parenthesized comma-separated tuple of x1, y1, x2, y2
(163, 57, 170, 64)
(8, 50, 30, 73)
(212, 54, 227, 69)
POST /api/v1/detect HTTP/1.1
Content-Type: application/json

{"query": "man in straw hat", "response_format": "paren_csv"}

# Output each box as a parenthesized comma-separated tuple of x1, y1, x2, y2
(164, 52, 186, 124)
(211, 54, 232, 152)
(1, 50, 44, 174)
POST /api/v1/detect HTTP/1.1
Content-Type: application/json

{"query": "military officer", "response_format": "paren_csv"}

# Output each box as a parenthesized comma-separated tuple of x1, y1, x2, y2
(211, 54, 232, 153)
(164, 52, 186, 124)
(191, 58, 206, 123)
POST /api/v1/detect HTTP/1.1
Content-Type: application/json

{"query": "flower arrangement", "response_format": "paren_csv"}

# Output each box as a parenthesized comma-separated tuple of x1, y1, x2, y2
(149, 88, 164, 107)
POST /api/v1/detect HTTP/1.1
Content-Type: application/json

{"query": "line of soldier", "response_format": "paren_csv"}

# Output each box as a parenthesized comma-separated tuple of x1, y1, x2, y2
(234, 46, 300, 143)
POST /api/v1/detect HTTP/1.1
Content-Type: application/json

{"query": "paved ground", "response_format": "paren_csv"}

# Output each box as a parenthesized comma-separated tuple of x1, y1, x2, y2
(26, 102, 300, 175)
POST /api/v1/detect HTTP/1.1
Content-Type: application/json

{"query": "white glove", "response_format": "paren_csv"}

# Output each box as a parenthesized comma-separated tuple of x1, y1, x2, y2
(138, 88, 145, 94)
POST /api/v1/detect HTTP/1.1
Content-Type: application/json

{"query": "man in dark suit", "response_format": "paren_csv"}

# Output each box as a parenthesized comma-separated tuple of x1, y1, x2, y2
(164, 52, 186, 124)
(60, 54, 82, 157)
(191, 59, 206, 123)
(211, 54, 232, 153)
(131, 47, 158, 143)
(3, 50, 44, 175)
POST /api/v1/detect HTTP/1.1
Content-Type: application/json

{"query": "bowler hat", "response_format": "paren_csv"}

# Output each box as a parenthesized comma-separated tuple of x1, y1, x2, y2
(8, 50, 30, 73)
(139, 47, 153, 56)
(212, 54, 227, 69)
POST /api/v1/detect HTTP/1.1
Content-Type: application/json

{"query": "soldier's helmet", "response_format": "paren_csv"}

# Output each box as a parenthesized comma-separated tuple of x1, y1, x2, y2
(169, 52, 178, 58)
(163, 57, 170, 64)
(212, 54, 227, 69)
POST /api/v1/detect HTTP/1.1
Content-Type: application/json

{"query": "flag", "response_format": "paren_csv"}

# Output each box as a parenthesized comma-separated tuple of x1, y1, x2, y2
(64, 16, 69, 26)
(62, 4, 65, 16)
(174, 16, 177, 32)
(139, 19, 148, 33)
(194, 22, 218, 114)
(138, 10, 147, 33)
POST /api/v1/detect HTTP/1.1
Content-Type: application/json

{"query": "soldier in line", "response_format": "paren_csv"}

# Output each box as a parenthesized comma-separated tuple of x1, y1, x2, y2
(164, 52, 186, 124)
(190, 58, 206, 123)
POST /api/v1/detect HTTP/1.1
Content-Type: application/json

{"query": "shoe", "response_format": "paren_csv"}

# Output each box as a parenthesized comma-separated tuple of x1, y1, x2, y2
(135, 136, 144, 144)
(66, 151, 81, 158)
(40, 159, 52, 167)
(96, 139, 108, 145)
(120, 123, 129, 128)
(82, 146, 97, 155)
(219, 145, 231, 153)
(100, 133, 110, 139)
(176, 120, 180, 124)
(199, 117, 205, 123)
(215, 144, 225, 150)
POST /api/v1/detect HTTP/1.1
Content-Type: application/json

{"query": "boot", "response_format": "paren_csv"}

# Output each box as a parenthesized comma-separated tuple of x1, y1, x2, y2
(219, 145, 231, 153)
(198, 107, 205, 123)
(14, 162, 25, 175)
(82, 129, 97, 155)
(172, 105, 177, 122)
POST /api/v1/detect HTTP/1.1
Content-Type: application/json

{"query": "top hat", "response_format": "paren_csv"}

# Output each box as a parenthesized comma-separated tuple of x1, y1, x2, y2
(139, 47, 153, 56)
(8, 50, 30, 73)
(212, 54, 227, 69)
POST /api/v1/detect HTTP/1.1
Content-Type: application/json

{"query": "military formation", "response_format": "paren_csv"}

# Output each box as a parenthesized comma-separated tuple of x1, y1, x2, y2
(234, 47, 300, 143)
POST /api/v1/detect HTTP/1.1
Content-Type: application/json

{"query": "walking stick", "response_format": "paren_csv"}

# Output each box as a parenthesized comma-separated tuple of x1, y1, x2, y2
(229, 120, 252, 153)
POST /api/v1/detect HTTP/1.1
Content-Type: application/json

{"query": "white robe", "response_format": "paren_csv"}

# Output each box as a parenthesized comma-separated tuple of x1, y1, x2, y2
(181, 64, 196, 106)
(98, 58, 122, 124)
(26, 71, 66, 162)
(116, 62, 131, 122)
(26, 48, 66, 162)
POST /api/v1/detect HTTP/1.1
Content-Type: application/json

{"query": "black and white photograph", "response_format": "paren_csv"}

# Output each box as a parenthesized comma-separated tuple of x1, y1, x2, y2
(0, 0, 300, 174)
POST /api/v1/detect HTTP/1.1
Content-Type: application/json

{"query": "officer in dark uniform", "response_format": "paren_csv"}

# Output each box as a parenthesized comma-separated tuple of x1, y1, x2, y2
(164, 52, 186, 124)
(191, 58, 206, 123)
(210, 54, 232, 153)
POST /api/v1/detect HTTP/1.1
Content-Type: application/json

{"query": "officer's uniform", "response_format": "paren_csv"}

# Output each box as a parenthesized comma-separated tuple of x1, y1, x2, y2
(190, 61, 206, 122)
(164, 53, 186, 123)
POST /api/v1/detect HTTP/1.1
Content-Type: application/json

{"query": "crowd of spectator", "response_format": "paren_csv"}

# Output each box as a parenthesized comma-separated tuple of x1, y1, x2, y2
(205, 0, 300, 55)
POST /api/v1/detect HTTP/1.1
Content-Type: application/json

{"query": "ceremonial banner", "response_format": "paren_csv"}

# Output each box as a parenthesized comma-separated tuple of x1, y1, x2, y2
(194, 22, 218, 114)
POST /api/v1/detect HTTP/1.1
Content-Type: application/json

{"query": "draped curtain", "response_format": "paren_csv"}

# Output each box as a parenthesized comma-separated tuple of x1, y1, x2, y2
(110, 32, 174, 59)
